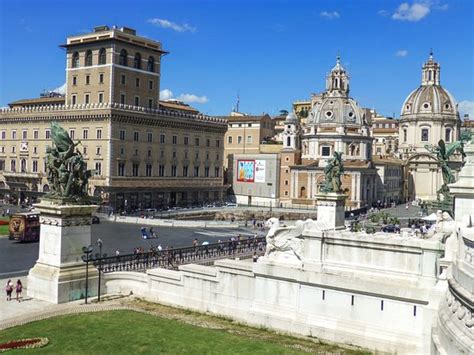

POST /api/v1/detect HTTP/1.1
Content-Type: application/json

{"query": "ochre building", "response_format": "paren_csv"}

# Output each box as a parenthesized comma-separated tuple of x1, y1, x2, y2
(0, 26, 226, 210)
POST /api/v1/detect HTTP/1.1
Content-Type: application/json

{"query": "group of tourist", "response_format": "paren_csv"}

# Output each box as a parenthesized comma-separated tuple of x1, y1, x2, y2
(5, 279, 22, 302)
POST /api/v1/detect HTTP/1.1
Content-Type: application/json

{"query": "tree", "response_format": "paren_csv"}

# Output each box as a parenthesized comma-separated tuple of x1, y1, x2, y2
(279, 109, 289, 116)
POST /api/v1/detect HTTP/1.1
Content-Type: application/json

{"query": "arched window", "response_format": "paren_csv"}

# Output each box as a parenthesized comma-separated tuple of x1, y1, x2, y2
(21, 159, 27, 173)
(421, 128, 429, 142)
(72, 52, 79, 68)
(445, 128, 452, 143)
(286, 136, 291, 147)
(85, 50, 92, 66)
(300, 186, 306, 198)
(147, 56, 155, 72)
(119, 49, 128, 66)
(98, 48, 106, 65)
(134, 52, 141, 69)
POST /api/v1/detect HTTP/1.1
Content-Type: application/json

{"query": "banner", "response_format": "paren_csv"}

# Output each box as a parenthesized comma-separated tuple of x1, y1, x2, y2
(237, 160, 255, 182)
(255, 160, 266, 183)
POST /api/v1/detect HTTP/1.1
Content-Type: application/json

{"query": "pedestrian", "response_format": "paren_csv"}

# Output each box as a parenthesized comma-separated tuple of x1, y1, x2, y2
(157, 244, 163, 251)
(115, 249, 120, 256)
(193, 238, 199, 247)
(15, 280, 22, 302)
(149, 227, 155, 238)
(253, 252, 258, 262)
(5, 279, 13, 301)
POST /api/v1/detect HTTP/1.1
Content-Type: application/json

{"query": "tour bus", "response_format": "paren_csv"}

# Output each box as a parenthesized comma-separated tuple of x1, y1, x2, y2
(9, 212, 40, 242)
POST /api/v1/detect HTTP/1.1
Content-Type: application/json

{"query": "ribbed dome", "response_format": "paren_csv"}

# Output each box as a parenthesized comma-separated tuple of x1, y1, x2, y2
(401, 85, 458, 118)
(285, 112, 298, 123)
(309, 96, 364, 126)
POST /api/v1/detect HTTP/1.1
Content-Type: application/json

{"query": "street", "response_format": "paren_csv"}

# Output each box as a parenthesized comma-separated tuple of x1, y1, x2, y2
(0, 220, 257, 277)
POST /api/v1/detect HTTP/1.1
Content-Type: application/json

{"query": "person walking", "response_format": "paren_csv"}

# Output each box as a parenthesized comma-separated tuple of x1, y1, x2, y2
(15, 280, 22, 302)
(5, 279, 13, 301)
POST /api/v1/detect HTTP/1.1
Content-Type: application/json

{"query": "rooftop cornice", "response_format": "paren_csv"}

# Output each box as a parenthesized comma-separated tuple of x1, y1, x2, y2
(0, 102, 227, 126)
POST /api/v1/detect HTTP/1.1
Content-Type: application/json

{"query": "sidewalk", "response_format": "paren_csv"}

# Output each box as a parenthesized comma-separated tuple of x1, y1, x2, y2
(0, 277, 125, 331)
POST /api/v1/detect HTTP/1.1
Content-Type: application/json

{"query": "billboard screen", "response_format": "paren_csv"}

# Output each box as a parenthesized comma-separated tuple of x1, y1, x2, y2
(237, 160, 255, 182)
(255, 160, 266, 183)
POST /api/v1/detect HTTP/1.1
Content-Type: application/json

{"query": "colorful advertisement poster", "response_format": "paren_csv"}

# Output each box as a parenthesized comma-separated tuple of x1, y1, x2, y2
(237, 160, 255, 182)
(255, 160, 266, 183)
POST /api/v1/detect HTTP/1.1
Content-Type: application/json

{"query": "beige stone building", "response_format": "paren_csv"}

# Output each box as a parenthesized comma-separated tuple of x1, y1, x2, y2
(0, 26, 226, 210)
(367, 109, 399, 156)
(222, 113, 275, 169)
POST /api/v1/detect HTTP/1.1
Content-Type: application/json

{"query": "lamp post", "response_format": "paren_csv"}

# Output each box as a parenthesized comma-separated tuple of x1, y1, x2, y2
(81, 245, 94, 304)
(96, 238, 104, 302)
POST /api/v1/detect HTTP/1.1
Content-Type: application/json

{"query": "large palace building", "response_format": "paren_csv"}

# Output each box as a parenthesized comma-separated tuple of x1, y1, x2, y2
(0, 26, 227, 211)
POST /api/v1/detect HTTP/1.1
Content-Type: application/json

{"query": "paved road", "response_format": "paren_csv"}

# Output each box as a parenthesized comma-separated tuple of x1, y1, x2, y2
(0, 220, 259, 277)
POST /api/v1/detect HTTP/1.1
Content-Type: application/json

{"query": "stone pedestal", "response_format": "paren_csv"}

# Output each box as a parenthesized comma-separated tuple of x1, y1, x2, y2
(27, 200, 99, 304)
(315, 192, 346, 230)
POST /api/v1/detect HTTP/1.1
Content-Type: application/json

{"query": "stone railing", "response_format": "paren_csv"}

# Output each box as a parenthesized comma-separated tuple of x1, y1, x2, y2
(0, 102, 227, 125)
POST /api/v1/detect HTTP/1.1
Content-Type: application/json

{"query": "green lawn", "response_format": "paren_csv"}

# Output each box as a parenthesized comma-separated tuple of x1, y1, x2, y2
(0, 216, 9, 236)
(0, 309, 367, 354)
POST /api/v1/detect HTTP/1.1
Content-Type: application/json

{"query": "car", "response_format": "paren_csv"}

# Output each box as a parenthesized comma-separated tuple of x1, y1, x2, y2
(225, 202, 238, 207)
(381, 225, 400, 233)
(92, 216, 100, 224)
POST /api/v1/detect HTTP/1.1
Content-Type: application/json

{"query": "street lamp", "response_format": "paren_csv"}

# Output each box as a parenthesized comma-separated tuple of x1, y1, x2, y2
(81, 245, 94, 304)
(95, 238, 105, 302)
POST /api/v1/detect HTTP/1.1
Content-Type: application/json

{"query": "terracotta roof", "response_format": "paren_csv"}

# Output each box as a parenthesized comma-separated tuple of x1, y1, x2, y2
(220, 114, 271, 122)
(372, 156, 404, 165)
(159, 100, 199, 114)
(9, 96, 65, 107)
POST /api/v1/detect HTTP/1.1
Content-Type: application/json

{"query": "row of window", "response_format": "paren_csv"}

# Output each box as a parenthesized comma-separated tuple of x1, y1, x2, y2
(117, 162, 220, 178)
(119, 130, 220, 147)
(0, 144, 103, 157)
(71, 48, 156, 72)
(118, 147, 219, 161)
(227, 135, 253, 144)
(0, 159, 102, 175)
(373, 123, 397, 129)
(119, 74, 154, 89)
(1, 129, 103, 140)
(402, 127, 452, 143)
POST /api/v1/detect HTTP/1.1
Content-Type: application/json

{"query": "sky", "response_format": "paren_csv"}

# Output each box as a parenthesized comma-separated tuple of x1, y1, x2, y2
(0, 0, 473, 118)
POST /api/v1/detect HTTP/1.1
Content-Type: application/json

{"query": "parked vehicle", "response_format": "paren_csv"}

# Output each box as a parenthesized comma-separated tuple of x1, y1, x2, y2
(381, 224, 400, 233)
(9, 212, 40, 242)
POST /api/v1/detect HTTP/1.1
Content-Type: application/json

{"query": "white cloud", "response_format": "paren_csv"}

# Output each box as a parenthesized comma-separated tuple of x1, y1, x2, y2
(396, 49, 409, 57)
(434, 3, 449, 11)
(392, 2, 430, 21)
(160, 89, 208, 104)
(320, 11, 340, 20)
(52, 83, 66, 95)
(459, 100, 474, 119)
(378, 9, 390, 17)
(160, 89, 173, 100)
(148, 18, 196, 33)
(177, 93, 209, 104)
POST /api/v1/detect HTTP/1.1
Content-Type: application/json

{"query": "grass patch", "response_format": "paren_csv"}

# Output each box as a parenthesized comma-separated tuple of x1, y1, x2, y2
(0, 307, 369, 354)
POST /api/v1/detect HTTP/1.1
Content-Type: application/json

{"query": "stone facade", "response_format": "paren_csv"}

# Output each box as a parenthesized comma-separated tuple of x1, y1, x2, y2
(0, 25, 227, 210)
(399, 52, 462, 201)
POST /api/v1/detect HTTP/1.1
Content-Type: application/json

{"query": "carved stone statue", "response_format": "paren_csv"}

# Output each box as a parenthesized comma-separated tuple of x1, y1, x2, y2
(264, 218, 304, 261)
(425, 139, 465, 201)
(44, 122, 93, 202)
(321, 151, 344, 193)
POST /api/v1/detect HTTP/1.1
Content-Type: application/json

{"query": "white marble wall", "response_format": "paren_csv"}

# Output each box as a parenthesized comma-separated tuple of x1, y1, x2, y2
(105, 232, 445, 354)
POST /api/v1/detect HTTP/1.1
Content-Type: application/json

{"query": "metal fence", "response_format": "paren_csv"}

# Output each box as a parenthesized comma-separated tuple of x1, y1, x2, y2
(94, 237, 266, 274)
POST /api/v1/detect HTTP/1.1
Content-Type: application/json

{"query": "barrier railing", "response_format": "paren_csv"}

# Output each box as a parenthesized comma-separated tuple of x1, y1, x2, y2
(93, 237, 266, 273)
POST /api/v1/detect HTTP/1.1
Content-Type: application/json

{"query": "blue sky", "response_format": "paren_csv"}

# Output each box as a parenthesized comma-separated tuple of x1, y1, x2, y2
(0, 0, 473, 118)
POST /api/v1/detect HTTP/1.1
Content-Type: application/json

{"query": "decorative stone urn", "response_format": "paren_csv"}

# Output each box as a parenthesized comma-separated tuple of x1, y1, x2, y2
(27, 199, 99, 304)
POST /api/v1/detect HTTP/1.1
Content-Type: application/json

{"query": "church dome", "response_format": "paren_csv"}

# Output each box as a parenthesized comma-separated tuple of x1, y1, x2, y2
(307, 56, 365, 126)
(401, 85, 457, 117)
(400, 52, 458, 119)
(285, 112, 298, 123)
(310, 96, 364, 126)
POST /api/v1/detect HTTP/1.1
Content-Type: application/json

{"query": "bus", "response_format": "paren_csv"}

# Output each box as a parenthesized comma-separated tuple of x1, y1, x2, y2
(9, 212, 40, 242)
